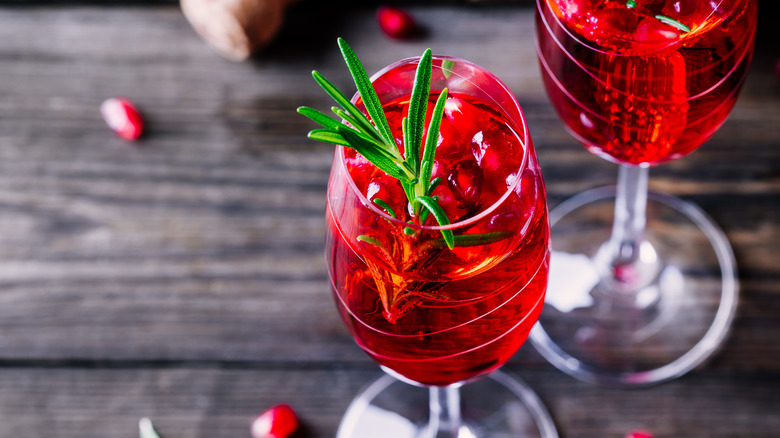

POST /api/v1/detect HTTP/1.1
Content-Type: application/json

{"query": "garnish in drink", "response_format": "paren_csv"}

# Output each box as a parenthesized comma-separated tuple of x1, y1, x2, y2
(299, 38, 458, 247)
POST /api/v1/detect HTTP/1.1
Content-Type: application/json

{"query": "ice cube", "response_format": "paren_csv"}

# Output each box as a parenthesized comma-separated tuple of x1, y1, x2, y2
(446, 158, 484, 210)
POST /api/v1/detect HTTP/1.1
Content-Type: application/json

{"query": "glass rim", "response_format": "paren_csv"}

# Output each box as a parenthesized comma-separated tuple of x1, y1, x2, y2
(536, 0, 739, 58)
(337, 54, 531, 232)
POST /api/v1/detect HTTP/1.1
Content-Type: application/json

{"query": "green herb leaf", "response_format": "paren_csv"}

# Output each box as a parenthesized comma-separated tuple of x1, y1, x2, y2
(626, 0, 636, 9)
(307, 128, 351, 146)
(373, 198, 397, 219)
(337, 38, 396, 149)
(300, 106, 388, 149)
(402, 116, 411, 167)
(414, 195, 454, 249)
(310, 71, 381, 140)
(308, 128, 386, 153)
(424, 231, 512, 249)
(335, 126, 410, 180)
(427, 177, 441, 196)
(418, 195, 437, 225)
(297, 106, 343, 130)
(357, 234, 385, 248)
(399, 179, 415, 209)
(655, 15, 691, 33)
(331, 107, 394, 148)
(406, 48, 433, 174)
(419, 88, 448, 190)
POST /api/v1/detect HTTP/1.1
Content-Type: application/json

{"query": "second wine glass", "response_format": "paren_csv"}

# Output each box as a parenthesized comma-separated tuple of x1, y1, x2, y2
(531, 0, 757, 385)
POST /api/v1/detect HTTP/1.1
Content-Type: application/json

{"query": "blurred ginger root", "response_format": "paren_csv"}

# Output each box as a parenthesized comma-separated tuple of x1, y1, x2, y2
(180, 0, 294, 61)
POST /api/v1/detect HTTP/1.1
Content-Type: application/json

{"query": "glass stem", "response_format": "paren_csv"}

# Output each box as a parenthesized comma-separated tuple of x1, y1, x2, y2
(427, 385, 463, 437)
(608, 164, 649, 269)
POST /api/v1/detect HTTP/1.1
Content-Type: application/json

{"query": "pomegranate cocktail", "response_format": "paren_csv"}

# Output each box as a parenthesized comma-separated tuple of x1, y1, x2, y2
(530, 0, 756, 386)
(301, 39, 549, 387)
(537, 0, 757, 165)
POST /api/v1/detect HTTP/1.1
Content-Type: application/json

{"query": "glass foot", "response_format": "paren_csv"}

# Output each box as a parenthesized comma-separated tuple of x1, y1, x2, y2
(530, 186, 738, 386)
(337, 371, 558, 438)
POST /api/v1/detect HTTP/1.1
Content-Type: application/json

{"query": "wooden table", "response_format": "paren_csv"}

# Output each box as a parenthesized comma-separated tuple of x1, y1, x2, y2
(0, 2, 777, 437)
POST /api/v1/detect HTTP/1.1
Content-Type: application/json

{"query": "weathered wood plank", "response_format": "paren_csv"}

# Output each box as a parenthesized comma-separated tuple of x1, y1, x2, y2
(0, 5, 776, 370)
(0, 366, 776, 438)
(0, 4, 776, 437)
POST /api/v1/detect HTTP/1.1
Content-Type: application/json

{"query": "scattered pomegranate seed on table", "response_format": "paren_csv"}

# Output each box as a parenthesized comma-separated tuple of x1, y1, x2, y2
(100, 97, 144, 141)
(377, 6, 417, 39)
(775, 57, 780, 80)
(251, 404, 299, 438)
(625, 430, 654, 438)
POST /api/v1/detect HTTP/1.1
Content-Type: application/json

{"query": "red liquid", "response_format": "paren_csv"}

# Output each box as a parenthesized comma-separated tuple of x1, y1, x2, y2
(537, 0, 757, 165)
(326, 91, 550, 386)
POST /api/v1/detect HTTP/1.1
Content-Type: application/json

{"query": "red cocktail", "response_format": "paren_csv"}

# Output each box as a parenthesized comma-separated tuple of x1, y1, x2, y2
(327, 88, 549, 386)
(538, 0, 756, 165)
(306, 41, 554, 437)
(531, 0, 756, 386)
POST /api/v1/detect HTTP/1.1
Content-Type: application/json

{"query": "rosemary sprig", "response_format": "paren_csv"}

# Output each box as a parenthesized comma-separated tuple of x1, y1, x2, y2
(298, 38, 456, 248)
(422, 231, 513, 250)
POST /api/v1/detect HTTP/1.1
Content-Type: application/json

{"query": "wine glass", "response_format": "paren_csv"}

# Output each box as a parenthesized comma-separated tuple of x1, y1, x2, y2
(530, 0, 757, 385)
(325, 55, 556, 437)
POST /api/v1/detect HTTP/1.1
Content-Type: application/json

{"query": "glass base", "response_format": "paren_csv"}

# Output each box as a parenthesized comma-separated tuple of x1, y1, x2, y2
(336, 371, 558, 438)
(530, 186, 738, 386)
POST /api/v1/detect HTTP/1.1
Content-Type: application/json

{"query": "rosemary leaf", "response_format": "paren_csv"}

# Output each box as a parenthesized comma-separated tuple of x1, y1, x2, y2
(310, 129, 398, 169)
(419, 88, 448, 189)
(336, 126, 410, 180)
(311, 71, 382, 142)
(427, 176, 441, 196)
(414, 195, 454, 249)
(357, 235, 384, 248)
(655, 15, 691, 33)
(402, 116, 411, 168)
(297, 106, 343, 130)
(424, 231, 512, 249)
(307, 128, 351, 146)
(400, 180, 416, 208)
(302, 107, 387, 149)
(338, 38, 396, 149)
(331, 107, 392, 147)
(419, 195, 438, 225)
(373, 198, 397, 218)
(406, 48, 433, 174)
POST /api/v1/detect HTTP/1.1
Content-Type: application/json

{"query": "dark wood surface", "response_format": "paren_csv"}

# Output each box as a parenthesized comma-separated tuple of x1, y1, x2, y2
(0, 2, 777, 437)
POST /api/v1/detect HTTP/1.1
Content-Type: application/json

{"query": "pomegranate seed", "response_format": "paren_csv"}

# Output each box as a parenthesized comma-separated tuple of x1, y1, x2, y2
(251, 404, 299, 438)
(775, 57, 780, 80)
(101, 97, 144, 141)
(377, 6, 417, 39)
(625, 430, 654, 438)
